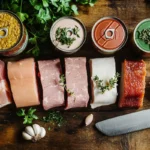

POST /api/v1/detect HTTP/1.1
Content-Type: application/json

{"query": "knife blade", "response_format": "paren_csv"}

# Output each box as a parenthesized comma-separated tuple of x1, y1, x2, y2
(95, 109, 150, 136)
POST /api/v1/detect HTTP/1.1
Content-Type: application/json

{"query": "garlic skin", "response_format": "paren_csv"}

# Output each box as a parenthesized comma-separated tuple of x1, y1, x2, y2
(33, 124, 41, 136)
(22, 132, 32, 140)
(22, 124, 46, 142)
(25, 126, 35, 137)
(85, 114, 93, 126)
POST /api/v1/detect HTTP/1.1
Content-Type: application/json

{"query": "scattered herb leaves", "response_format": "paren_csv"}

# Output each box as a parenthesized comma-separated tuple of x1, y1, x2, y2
(55, 26, 80, 48)
(16, 107, 38, 124)
(93, 73, 120, 94)
(42, 111, 64, 127)
(138, 28, 150, 46)
(59, 74, 74, 96)
(2, 0, 97, 56)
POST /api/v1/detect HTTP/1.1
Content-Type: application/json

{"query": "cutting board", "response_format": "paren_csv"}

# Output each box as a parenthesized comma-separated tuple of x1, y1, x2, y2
(1, 0, 150, 150)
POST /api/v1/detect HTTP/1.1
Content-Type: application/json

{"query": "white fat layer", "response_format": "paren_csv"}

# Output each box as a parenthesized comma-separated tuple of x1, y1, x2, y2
(90, 57, 118, 109)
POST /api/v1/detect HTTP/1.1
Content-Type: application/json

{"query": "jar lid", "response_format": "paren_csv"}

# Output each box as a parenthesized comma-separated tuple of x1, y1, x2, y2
(92, 17, 128, 51)
(0, 11, 23, 52)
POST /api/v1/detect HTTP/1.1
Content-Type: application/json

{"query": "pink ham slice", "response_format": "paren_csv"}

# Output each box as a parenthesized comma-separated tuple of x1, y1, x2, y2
(7, 58, 40, 108)
(65, 57, 89, 109)
(38, 59, 64, 110)
(0, 60, 12, 108)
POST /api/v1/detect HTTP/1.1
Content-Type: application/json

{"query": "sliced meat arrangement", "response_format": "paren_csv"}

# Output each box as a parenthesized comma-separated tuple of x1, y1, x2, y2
(90, 57, 118, 109)
(65, 57, 89, 109)
(38, 59, 64, 110)
(8, 58, 40, 108)
(0, 60, 12, 108)
(119, 60, 146, 108)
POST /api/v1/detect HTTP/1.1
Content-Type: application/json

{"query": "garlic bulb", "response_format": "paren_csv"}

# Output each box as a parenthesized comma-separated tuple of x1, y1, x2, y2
(85, 114, 93, 126)
(22, 124, 46, 142)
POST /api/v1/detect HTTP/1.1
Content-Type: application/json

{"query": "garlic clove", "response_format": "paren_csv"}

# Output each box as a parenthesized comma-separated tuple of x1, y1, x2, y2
(25, 126, 35, 137)
(85, 114, 93, 126)
(22, 131, 32, 140)
(33, 124, 41, 136)
(40, 127, 46, 138)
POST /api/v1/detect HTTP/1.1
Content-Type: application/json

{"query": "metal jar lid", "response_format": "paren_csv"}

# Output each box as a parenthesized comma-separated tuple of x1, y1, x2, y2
(91, 16, 128, 54)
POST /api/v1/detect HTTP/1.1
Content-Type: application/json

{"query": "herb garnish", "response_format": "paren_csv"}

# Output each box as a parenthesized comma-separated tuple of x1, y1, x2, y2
(55, 26, 80, 47)
(42, 111, 64, 127)
(2, 0, 97, 57)
(59, 74, 74, 96)
(93, 73, 120, 94)
(16, 107, 38, 124)
(138, 29, 150, 46)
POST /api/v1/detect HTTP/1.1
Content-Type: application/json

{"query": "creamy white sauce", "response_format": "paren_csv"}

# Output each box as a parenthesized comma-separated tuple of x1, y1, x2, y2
(51, 18, 85, 51)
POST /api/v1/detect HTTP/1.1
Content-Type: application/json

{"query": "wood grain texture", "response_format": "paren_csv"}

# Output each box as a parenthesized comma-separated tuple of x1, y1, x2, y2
(1, 0, 150, 150)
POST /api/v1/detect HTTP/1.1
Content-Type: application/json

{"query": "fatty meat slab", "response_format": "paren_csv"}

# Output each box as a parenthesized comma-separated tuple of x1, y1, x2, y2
(0, 60, 12, 108)
(119, 60, 146, 108)
(38, 59, 64, 110)
(8, 58, 40, 108)
(65, 57, 89, 109)
(90, 57, 118, 109)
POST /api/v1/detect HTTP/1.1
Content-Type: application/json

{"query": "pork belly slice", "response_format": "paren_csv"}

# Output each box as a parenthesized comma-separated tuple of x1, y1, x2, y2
(90, 57, 118, 109)
(0, 60, 12, 108)
(65, 57, 89, 109)
(38, 59, 64, 110)
(119, 60, 146, 108)
(8, 58, 40, 108)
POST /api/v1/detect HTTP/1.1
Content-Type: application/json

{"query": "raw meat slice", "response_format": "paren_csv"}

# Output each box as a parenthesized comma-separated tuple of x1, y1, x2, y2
(65, 57, 89, 109)
(90, 57, 118, 109)
(0, 60, 12, 108)
(38, 59, 64, 110)
(119, 60, 146, 108)
(8, 58, 40, 108)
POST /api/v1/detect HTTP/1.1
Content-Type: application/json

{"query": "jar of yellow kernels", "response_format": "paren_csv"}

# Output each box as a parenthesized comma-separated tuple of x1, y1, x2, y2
(0, 10, 28, 56)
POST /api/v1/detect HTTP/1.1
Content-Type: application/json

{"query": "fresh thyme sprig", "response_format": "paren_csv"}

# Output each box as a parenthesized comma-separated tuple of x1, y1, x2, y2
(59, 74, 74, 96)
(55, 26, 80, 48)
(138, 28, 150, 45)
(93, 73, 120, 94)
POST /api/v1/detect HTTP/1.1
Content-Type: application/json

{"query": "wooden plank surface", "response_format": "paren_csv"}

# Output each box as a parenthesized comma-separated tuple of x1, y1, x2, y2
(1, 0, 150, 150)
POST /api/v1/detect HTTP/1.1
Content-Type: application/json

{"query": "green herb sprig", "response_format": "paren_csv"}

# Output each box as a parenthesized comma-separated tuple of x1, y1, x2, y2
(16, 107, 38, 124)
(55, 26, 80, 47)
(2, 0, 97, 57)
(93, 73, 120, 94)
(59, 74, 74, 96)
(42, 111, 64, 127)
(138, 28, 150, 45)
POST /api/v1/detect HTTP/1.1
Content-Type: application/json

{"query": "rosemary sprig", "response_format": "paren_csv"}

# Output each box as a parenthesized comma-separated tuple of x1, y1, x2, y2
(59, 74, 74, 96)
(93, 73, 120, 94)
(55, 26, 80, 48)
(138, 28, 150, 45)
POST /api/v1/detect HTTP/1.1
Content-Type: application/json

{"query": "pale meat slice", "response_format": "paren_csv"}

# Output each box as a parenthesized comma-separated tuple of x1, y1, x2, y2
(0, 60, 12, 108)
(38, 59, 64, 110)
(119, 60, 146, 108)
(65, 57, 89, 109)
(90, 57, 117, 109)
(7, 58, 40, 108)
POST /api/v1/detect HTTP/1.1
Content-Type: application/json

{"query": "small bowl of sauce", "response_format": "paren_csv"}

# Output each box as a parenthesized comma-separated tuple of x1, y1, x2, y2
(50, 16, 87, 54)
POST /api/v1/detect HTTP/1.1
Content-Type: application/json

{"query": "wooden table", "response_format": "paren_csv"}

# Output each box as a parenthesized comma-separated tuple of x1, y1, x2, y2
(1, 0, 150, 150)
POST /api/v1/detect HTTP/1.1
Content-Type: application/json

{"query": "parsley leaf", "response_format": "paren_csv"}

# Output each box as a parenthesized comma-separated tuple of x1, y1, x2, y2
(16, 107, 38, 124)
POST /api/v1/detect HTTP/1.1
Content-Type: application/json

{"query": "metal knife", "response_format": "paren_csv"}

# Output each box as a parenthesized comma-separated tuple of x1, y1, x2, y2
(95, 109, 150, 136)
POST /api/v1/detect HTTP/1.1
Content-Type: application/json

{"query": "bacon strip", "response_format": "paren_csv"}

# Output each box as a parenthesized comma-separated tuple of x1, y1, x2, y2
(119, 60, 146, 108)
